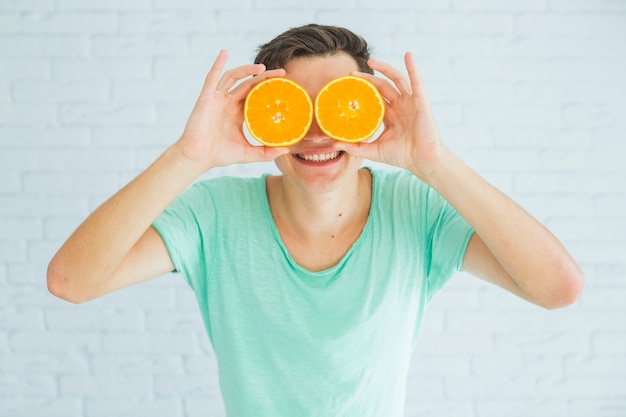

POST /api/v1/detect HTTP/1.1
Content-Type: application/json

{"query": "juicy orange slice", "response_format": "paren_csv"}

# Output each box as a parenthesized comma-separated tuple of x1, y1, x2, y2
(244, 78, 313, 147)
(315, 75, 385, 143)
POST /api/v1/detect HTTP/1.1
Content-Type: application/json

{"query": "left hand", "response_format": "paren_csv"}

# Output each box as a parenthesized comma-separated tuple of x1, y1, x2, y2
(335, 52, 445, 183)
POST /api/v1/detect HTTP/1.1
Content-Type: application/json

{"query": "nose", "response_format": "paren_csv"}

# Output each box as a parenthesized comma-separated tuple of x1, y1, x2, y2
(303, 118, 331, 143)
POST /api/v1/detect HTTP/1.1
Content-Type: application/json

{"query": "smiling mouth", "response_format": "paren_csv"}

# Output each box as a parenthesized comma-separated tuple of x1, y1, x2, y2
(295, 151, 344, 162)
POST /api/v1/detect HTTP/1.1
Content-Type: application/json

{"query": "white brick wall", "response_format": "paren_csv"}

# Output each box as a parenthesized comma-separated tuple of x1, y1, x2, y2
(1, 1, 625, 416)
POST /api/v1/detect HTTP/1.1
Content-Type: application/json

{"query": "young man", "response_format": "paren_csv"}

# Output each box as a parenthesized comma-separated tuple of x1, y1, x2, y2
(48, 24, 583, 416)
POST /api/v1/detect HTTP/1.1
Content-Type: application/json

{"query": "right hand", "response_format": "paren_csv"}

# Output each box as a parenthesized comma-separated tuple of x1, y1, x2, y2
(175, 49, 290, 170)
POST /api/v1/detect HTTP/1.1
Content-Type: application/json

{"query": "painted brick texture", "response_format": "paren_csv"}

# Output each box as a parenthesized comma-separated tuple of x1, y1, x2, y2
(1, 1, 625, 416)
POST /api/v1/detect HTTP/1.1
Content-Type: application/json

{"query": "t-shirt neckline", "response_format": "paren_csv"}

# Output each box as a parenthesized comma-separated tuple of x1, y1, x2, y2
(260, 168, 376, 278)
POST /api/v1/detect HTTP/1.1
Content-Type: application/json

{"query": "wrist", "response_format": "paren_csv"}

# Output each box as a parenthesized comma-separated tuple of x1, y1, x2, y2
(412, 147, 472, 201)
(166, 142, 213, 180)
(407, 144, 451, 186)
(171, 140, 215, 176)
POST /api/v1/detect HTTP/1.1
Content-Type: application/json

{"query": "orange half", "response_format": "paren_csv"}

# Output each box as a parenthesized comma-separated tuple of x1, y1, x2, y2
(244, 78, 313, 147)
(315, 75, 385, 143)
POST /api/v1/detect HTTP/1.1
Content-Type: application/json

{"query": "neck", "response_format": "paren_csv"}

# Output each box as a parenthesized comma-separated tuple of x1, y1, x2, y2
(267, 169, 372, 236)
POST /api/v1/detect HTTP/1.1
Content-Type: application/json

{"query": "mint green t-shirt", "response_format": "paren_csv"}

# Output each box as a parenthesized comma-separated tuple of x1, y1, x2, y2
(152, 168, 474, 417)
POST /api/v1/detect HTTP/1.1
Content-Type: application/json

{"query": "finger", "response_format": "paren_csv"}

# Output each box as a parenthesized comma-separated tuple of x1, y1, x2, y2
(333, 140, 380, 163)
(228, 68, 287, 101)
(199, 49, 229, 98)
(404, 52, 427, 99)
(350, 71, 401, 103)
(368, 57, 412, 95)
(243, 144, 290, 164)
(216, 63, 268, 93)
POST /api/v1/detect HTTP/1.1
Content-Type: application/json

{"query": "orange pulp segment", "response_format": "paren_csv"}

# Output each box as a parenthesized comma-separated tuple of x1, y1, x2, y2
(244, 78, 313, 147)
(315, 75, 385, 143)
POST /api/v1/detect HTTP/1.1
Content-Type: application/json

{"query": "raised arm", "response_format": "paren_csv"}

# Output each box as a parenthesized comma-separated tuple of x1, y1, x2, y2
(425, 148, 584, 309)
(337, 52, 584, 309)
(47, 50, 288, 303)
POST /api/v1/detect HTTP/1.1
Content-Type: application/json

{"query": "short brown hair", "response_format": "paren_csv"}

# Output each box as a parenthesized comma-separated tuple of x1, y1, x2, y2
(254, 24, 374, 74)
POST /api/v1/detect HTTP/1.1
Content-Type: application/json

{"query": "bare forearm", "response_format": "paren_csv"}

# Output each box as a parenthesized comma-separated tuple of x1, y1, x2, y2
(48, 145, 207, 292)
(415, 147, 584, 306)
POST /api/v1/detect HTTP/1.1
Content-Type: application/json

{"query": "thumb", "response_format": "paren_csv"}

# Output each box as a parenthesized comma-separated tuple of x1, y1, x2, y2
(335, 141, 380, 163)
(243, 145, 290, 164)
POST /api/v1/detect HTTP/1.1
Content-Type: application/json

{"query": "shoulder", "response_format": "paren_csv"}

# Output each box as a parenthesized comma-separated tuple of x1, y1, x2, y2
(371, 167, 425, 185)
(184, 175, 266, 201)
(164, 175, 266, 220)
(370, 168, 450, 219)
(192, 174, 264, 191)
(370, 168, 430, 201)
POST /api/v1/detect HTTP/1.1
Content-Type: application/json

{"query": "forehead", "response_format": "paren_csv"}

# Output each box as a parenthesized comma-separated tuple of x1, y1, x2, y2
(283, 53, 360, 96)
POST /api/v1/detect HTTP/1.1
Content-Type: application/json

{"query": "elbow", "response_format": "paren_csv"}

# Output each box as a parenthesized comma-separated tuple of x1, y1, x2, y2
(542, 262, 585, 310)
(47, 258, 90, 304)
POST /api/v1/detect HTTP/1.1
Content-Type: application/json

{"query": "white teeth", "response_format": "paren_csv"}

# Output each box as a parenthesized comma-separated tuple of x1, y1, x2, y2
(297, 151, 341, 162)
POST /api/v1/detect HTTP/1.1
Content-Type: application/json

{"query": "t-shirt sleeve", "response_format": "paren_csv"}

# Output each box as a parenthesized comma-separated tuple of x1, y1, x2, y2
(151, 182, 216, 294)
(423, 186, 474, 301)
